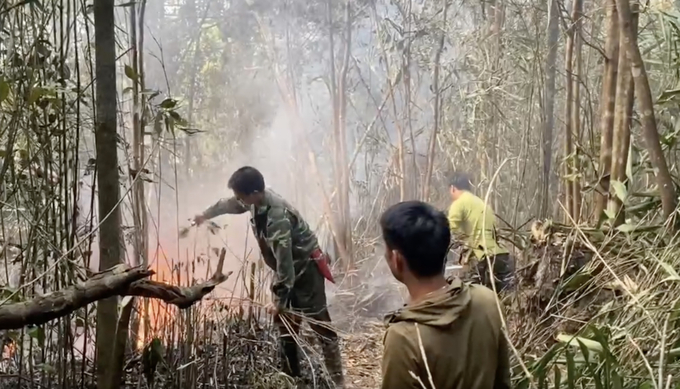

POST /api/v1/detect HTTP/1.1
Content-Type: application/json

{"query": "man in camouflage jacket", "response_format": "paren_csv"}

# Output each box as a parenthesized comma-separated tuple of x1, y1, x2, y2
(193, 166, 344, 388)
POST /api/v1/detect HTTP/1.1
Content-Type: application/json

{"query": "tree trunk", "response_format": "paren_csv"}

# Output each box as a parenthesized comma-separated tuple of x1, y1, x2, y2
(118, 3, 149, 386)
(93, 1, 122, 387)
(540, 0, 559, 218)
(327, 0, 353, 269)
(403, 0, 418, 200)
(616, 0, 677, 221)
(563, 0, 577, 220)
(337, 1, 353, 268)
(571, 0, 584, 221)
(608, 1, 637, 223)
(487, 0, 504, 209)
(423, 0, 450, 200)
(594, 0, 620, 221)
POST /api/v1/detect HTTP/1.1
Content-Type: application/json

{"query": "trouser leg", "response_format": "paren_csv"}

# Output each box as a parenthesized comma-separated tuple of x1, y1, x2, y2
(476, 254, 515, 293)
(494, 253, 515, 292)
(274, 313, 302, 378)
(475, 259, 491, 288)
(308, 308, 344, 388)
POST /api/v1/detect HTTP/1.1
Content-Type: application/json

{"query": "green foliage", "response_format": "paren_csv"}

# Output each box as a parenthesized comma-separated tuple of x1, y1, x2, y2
(610, 181, 628, 204)
(515, 327, 649, 389)
(27, 325, 45, 347)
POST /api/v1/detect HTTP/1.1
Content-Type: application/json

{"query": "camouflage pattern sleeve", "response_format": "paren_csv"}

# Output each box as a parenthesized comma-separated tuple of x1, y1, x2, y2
(202, 197, 248, 219)
(266, 207, 295, 310)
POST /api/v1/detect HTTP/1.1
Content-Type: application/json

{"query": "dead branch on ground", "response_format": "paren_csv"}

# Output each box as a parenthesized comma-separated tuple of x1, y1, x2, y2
(0, 248, 232, 330)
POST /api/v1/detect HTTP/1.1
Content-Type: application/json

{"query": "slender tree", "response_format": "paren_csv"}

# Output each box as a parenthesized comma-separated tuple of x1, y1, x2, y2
(594, 0, 620, 220)
(616, 0, 677, 221)
(540, 0, 559, 218)
(608, 2, 637, 224)
(93, 0, 122, 387)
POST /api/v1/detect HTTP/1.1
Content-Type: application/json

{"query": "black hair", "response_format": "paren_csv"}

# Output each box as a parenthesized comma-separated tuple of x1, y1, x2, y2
(380, 201, 451, 278)
(447, 171, 472, 191)
(228, 166, 265, 195)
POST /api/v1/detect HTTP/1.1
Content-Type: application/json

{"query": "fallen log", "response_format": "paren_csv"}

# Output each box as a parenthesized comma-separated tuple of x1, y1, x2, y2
(124, 247, 231, 309)
(0, 248, 232, 330)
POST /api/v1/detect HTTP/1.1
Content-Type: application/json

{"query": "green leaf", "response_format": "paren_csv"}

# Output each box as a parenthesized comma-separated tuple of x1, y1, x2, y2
(638, 382, 655, 389)
(179, 127, 204, 135)
(27, 325, 45, 347)
(616, 223, 636, 233)
(159, 98, 177, 109)
(610, 180, 628, 202)
(562, 271, 592, 292)
(553, 365, 561, 389)
(28, 87, 47, 105)
(0, 78, 9, 103)
(168, 110, 182, 121)
(124, 65, 138, 81)
(566, 350, 576, 389)
(557, 333, 604, 354)
(604, 208, 616, 221)
(651, 253, 680, 281)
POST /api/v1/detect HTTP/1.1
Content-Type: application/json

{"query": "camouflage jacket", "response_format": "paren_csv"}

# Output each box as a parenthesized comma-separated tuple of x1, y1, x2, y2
(201, 189, 319, 308)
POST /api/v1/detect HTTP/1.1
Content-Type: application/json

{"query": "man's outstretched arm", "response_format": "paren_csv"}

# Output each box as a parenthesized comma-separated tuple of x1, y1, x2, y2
(197, 197, 248, 222)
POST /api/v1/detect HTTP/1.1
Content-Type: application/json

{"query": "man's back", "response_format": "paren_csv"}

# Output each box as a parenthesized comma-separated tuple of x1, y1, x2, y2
(381, 279, 510, 389)
(447, 191, 507, 259)
(258, 190, 317, 253)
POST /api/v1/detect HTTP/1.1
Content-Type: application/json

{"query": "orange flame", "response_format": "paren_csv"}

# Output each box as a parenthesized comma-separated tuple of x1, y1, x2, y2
(136, 249, 178, 349)
(2, 341, 16, 359)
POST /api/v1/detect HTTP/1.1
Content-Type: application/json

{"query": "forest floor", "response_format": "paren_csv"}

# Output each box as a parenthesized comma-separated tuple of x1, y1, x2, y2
(339, 322, 383, 389)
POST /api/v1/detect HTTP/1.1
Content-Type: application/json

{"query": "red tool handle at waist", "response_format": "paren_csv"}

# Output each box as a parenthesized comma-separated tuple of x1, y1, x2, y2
(311, 248, 335, 284)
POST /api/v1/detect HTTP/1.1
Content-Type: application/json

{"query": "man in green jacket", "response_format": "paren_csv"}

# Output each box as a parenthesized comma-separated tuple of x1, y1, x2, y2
(193, 166, 344, 388)
(379, 201, 511, 389)
(446, 171, 515, 292)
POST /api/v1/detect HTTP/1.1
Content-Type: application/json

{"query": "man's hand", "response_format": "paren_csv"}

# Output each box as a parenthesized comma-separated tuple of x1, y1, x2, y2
(193, 214, 206, 226)
(265, 302, 280, 316)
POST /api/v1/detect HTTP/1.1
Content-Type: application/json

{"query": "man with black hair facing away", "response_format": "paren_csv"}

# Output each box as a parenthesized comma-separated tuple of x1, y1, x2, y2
(379, 201, 511, 389)
(193, 166, 344, 388)
(446, 171, 515, 293)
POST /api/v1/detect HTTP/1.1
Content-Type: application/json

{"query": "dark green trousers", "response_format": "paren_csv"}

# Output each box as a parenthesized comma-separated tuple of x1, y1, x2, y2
(472, 253, 516, 293)
(274, 265, 344, 387)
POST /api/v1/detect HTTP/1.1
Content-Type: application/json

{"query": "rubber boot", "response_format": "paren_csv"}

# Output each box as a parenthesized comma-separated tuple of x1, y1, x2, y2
(320, 338, 345, 388)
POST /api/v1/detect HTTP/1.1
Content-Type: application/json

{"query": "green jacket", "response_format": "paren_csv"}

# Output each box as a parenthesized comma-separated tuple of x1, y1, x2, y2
(381, 278, 511, 389)
(447, 190, 508, 261)
(201, 189, 319, 309)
